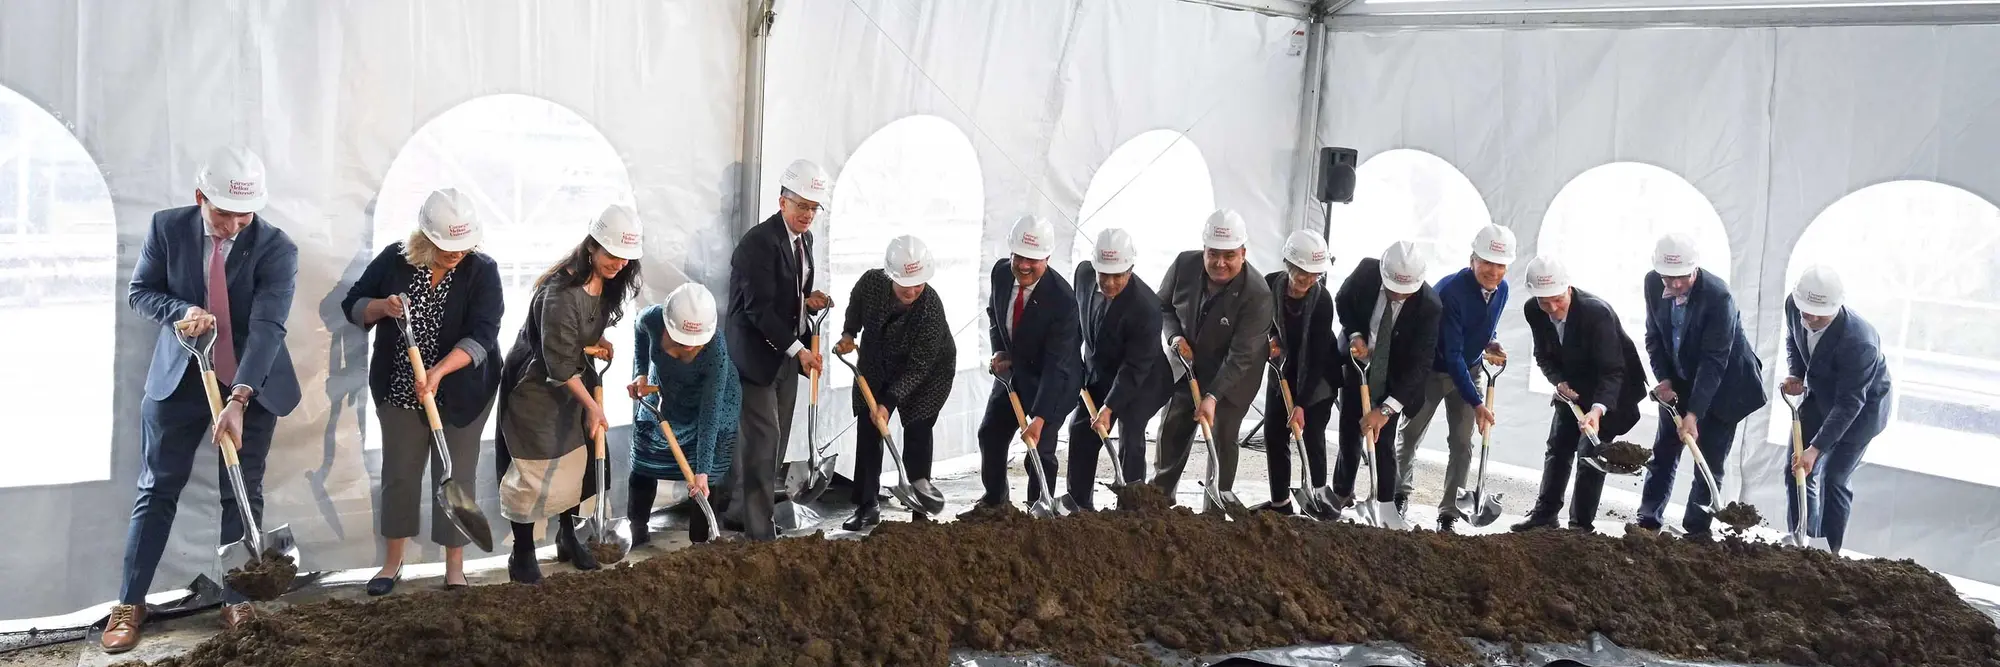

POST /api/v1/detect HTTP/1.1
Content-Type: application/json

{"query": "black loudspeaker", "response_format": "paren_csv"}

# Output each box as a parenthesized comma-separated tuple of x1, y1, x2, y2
(1316, 147, 1359, 204)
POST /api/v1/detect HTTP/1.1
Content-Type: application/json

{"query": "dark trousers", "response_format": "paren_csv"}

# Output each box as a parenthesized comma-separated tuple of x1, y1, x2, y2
(730, 358, 799, 541)
(120, 373, 278, 605)
(1065, 399, 1153, 511)
(851, 413, 936, 510)
(627, 473, 718, 542)
(1787, 437, 1870, 554)
(1527, 406, 1607, 526)
(1334, 368, 1400, 502)
(976, 382, 1058, 505)
(1639, 409, 1739, 535)
(1263, 386, 1333, 504)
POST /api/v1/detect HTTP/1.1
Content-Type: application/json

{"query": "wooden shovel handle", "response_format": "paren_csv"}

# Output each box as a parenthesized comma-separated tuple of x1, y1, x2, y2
(590, 384, 607, 460)
(197, 369, 241, 466)
(1006, 389, 1033, 440)
(657, 420, 700, 487)
(406, 346, 446, 432)
(1278, 378, 1302, 440)
(809, 334, 821, 405)
(854, 373, 892, 436)
(1079, 389, 1112, 440)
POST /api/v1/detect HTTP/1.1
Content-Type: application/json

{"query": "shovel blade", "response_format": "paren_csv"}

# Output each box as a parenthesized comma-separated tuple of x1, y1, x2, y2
(1055, 494, 1082, 516)
(583, 516, 631, 563)
(1453, 488, 1479, 518)
(794, 455, 837, 505)
(910, 479, 947, 515)
(887, 483, 925, 515)
(1472, 493, 1505, 527)
(437, 479, 494, 552)
(1028, 500, 1056, 519)
(219, 524, 300, 598)
(691, 495, 721, 543)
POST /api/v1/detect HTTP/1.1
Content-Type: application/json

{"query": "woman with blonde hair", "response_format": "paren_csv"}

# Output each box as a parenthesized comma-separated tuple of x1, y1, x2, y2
(342, 189, 504, 594)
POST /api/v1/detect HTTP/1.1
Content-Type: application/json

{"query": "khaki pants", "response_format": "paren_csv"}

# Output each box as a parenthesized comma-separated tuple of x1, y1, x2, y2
(1395, 372, 1478, 517)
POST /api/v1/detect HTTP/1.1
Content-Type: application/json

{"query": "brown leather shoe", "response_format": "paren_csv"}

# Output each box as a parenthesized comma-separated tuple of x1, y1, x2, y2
(221, 602, 257, 631)
(100, 604, 145, 653)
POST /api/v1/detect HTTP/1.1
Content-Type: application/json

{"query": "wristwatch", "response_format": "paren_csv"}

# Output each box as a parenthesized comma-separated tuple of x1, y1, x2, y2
(1377, 404, 1395, 417)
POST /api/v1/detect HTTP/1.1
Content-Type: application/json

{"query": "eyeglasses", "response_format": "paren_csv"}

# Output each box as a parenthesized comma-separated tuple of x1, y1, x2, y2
(784, 195, 825, 214)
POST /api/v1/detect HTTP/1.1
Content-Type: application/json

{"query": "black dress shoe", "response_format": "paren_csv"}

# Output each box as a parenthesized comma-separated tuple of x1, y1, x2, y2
(365, 575, 399, 597)
(566, 536, 600, 571)
(1394, 493, 1410, 515)
(444, 582, 469, 591)
(1510, 514, 1560, 532)
(507, 551, 542, 585)
(1437, 514, 1459, 534)
(842, 506, 881, 531)
(1260, 501, 1296, 516)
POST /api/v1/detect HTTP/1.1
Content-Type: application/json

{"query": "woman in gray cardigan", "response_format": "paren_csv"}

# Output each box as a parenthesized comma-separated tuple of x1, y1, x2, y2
(341, 190, 502, 594)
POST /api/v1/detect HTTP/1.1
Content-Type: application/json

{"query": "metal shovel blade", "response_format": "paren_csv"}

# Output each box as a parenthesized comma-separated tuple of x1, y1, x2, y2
(219, 523, 299, 595)
(910, 479, 947, 514)
(437, 478, 494, 552)
(582, 459, 631, 563)
(796, 448, 836, 505)
(1457, 489, 1505, 527)
(1302, 487, 1342, 521)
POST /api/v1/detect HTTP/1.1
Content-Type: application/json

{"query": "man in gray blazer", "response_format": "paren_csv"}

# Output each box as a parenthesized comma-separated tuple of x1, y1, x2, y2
(1152, 209, 1273, 511)
(106, 147, 300, 653)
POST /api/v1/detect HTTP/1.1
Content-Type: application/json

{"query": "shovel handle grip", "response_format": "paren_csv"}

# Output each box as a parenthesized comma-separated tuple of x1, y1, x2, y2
(406, 346, 447, 432)
(854, 374, 893, 436)
(1006, 389, 1032, 437)
(1079, 389, 1112, 440)
(590, 385, 607, 460)
(1277, 378, 1302, 440)
(197, 369, 241, 467)
(809, 334, 821, 405)
(657, 421, 700, 488)
(1790, 417, 1809, 481)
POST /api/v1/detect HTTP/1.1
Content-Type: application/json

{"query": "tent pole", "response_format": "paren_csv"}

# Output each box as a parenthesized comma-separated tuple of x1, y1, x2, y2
(1286, 9, 1328, 237)
(738, 0, 775, 234)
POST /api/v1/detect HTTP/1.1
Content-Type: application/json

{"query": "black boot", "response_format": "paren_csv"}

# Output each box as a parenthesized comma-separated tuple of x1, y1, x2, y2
(507, 522, 542, 584)
(842, 505, 881, 531)
(558, 514, 599, 571)
(630, 520, 651, 548)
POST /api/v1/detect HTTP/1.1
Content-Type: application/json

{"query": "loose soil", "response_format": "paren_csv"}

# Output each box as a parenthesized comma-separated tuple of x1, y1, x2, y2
(131, 484, 1998, 667)
(1717, 501, 1764, 535)
(1600, 440, 1652, 475)
(588, 540, 627, 566)
(221, 549, 296, 602)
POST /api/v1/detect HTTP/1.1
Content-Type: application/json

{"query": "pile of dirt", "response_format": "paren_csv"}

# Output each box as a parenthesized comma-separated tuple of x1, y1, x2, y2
(1600, 440, 1652, 474)
(1716, 501, 1764, 534)
(133, 488, 1998, 667)
(588, 541, 627, 565)
(221, 549, 296, 602)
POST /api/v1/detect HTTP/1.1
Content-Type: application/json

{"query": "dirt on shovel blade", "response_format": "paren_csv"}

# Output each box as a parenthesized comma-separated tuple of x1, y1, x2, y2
(1600, 440, 1652, 474)
(129, 481, 1998, 667)
(588, 540, 626, 565)
(1716, 501, 1764, 534)
(222, 549, 296, 602)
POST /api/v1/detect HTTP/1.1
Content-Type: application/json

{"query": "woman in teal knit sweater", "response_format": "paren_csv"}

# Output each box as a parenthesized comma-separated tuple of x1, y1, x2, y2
(625, 283, 740, 545)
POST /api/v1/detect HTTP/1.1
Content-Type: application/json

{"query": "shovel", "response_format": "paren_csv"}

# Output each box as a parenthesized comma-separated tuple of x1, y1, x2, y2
(175, 324, 298, 587)
(1267, 358, 1338, 521)
(633, 381, 721, 543)
(793, 313, 836, 505)
(1453, 354, 1507, 527)
(1346, 356, 1386, 528)
(997, 371, 1059, 519)
(1174, 351, 1247, 518)
(834, 352, 944, 515)
(1651, 389, 1723, 516)
(580, 346, 630, 562)
(1781, 389, 1810, 547)
(393, 311, 493, 552)
(1560, 394, 1625, 477)
(1077, 389, 1128, 491)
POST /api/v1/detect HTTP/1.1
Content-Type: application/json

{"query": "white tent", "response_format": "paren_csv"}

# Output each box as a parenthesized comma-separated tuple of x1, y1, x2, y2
(0, 0, 1995, 623)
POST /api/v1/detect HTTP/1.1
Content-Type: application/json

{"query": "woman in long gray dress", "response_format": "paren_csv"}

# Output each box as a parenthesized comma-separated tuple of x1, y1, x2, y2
(496, 205, 643, 584)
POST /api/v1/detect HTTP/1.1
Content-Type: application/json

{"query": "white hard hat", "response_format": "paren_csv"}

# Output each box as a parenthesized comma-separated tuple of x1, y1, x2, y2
(196, 147, 268, 214)
(1792, 264, 1846, 318)
(1008, 214, 1055, 261)
(779, 159, 832, 204)
(589, 204, 645, 260)
(1471, 224, 1518, 265)
(662, 283, 719, 346)
(1281, 229, 1333, 274)
(1202, 209, 1248, 251)
(1379, 241, 1428, 295)
(884, 235, 936, 287)
(418, 188, 482, 252)
(1522, 256, 1570, 299)
(1091, 228, 1137, 274)
(1652, 232, 1700, 277)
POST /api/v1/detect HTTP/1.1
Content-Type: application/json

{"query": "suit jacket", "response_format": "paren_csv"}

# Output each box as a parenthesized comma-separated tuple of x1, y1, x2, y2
(1643, 269, 1767, 424)
(727, 213, 816, 386)
(128, 206, 300, 415)
(1433, 267, 1509, 406)
(1158, 251, 1273, 409)
(1785, 299, 1893, 453)
(1334, 258, 1443, 413)
(1265, 271, 1339, 407)
(1523, 288, 1645, 437)
(341, 243, 505, 428)
(1074, 262, 1173, 420)
(987, 260, 1081, 422)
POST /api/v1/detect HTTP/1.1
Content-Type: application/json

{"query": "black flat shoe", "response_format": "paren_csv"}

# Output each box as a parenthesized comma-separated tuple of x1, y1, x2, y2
(842, 506, 881, 532)
(365, 575, 399, 597)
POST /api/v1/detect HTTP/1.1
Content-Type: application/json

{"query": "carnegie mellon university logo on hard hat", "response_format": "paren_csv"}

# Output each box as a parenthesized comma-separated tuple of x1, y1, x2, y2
(1531, 274, 1556, 289)
(447, 222, 473, 238)
(902, 261, 925, 275)
(1488, 240, 1510, 254)
(679, 319, 708, 334)
(1208, 226, 1237, 242)
(1019, 232, 1044, 249)
(1390, 271, 1416, 284)
(1660, 253, 1688, 266)
(1802, 291, 1832, 307)
(1098, 249, 1121, 262)
(621, 232, 640, 246)
(1311, 249, 1328, 262)
(228, 179, 259, 197)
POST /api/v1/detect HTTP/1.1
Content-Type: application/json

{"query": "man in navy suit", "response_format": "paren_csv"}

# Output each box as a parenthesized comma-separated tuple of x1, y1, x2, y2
(1069, 228, 1171, 510)
(1638, 233, 1767, 538)
(105, 148, 301, 653)
(975, 215, 1080, 509)
(1782, 266, 1891, 556)
(725, 159, 834, 542)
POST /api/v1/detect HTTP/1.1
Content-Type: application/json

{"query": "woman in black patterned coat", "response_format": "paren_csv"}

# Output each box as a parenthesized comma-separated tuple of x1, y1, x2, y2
(832, 236, 956, 529)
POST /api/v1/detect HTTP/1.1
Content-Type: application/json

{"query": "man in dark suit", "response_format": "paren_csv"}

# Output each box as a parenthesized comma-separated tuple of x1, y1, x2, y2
(1781, 266, 1892, 556)
(1333, 241, 1442, 529)
(1153, 209, 1272, 511)
(725, 159, 833, 541)
(1513, 257, 1647, 532)
(976, 215, 1081, 509)
(1639, 233, 1767, 538)
(1069, 228, 1172, 510)
(108, 148, 301, 652)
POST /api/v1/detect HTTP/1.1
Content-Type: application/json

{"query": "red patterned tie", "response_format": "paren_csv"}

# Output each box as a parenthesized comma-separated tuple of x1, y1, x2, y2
(208, 237, 237, 385)
(1010, 286, 1026, 335)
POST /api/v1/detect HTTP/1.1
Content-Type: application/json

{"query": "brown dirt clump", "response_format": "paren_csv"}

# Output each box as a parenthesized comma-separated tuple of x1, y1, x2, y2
(1717, 501, 1764, 534)
(133, 497, 1998, 667)
(222, 549, 295, 602)
(1600, 440, 1652, 474)
(588, 540, 626, 565)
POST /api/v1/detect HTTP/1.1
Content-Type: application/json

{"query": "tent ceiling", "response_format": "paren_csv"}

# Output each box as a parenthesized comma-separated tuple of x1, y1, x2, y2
(1329, 0, 2000, 27)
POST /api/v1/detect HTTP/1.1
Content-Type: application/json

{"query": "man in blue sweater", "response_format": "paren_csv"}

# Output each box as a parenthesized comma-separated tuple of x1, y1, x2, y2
(1395, 225, 1515, 533)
